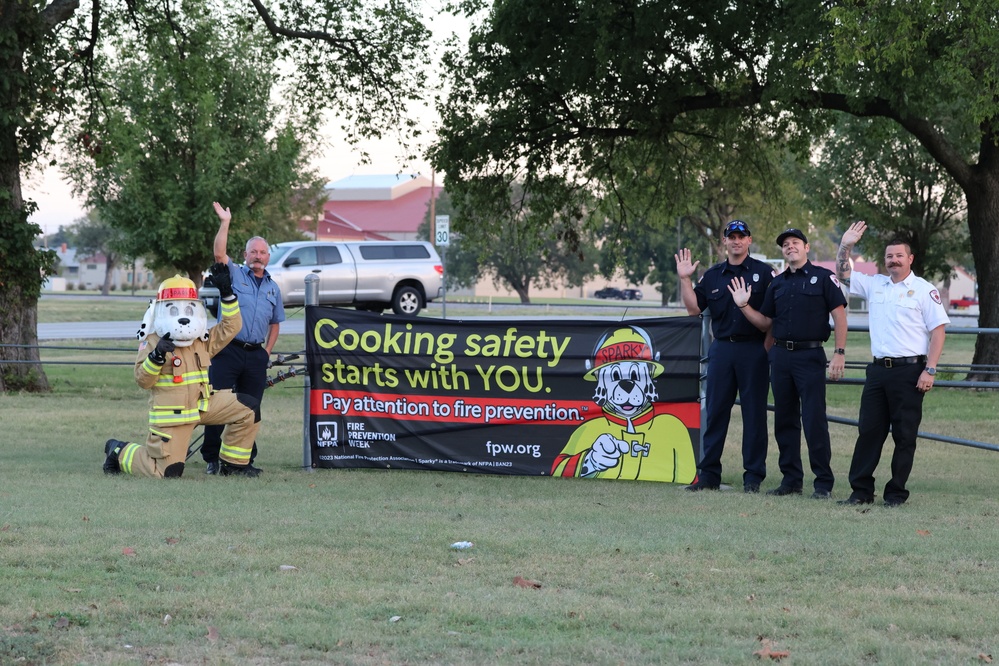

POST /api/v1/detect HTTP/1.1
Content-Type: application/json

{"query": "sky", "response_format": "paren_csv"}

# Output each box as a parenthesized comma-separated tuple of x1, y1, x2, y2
(23, 3, 468, 236)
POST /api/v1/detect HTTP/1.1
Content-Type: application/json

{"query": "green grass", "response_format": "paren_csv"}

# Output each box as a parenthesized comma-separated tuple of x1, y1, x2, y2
(4, 302, 997, 664)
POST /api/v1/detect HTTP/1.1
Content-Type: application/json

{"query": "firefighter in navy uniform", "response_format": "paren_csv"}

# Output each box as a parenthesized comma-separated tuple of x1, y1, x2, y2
(675, 220, 775, 493)
(730, 228, 848, 499)
(103, 265, 261, 478)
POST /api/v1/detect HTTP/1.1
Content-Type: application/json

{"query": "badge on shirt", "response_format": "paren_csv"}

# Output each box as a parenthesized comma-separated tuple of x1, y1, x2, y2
(930, 289, 942, 304)
(753, 273, 759, 283)
(907, 289, 914, 297)
(810, 276, 818, 284)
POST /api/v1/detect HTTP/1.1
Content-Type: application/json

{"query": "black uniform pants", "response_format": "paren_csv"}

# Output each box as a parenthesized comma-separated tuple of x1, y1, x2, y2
(847, 362, 925, 503)
(770, 346, 835, 493)
(202, 343, 268, 464)
(699, 339, 770, 486)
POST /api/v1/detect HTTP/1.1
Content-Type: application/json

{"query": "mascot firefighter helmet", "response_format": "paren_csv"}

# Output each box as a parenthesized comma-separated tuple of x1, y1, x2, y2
(584, 326, 665, 380)
(138, 275, 209, 347)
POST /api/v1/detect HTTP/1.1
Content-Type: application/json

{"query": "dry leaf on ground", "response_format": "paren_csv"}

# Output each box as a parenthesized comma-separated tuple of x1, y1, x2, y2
(979, 654, 993, 663)
(513, 576, 542, 589)
(206, 626, 220, 642)
(122, 547, 136, 557)
(754, 638, 790, 661)
(916, 529, 931, 536)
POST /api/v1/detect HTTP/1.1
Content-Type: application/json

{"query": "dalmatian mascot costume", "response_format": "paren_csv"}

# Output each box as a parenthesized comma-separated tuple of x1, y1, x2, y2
(552, 326, 696, 483)
(103, 263, 260, 478)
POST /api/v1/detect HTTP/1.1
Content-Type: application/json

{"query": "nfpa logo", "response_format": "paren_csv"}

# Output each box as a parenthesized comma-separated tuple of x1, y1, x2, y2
(316, 421, 339, 448)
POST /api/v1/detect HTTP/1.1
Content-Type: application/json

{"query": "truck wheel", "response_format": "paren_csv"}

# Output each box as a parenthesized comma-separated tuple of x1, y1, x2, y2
(392, 286, 423, 316)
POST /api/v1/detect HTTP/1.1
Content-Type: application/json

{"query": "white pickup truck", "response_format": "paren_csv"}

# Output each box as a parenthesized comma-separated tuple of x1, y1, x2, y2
(202, 240, 444, 316)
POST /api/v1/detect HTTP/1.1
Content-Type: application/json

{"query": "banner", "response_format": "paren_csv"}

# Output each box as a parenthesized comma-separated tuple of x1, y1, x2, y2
(306, 308, 701, 483)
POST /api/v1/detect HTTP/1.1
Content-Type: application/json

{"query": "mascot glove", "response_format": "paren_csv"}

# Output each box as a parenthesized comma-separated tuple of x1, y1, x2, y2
(209, 262, 234, 300)
(582, 434, 629, 473)
(148, 334, 175, 365)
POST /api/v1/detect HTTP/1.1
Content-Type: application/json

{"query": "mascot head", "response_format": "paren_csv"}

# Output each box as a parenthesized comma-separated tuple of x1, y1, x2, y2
(585, 326, 664, 417)
(136, 275, 208, 347)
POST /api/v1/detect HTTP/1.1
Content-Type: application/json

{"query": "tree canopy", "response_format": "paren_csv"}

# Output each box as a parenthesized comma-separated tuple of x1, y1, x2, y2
(62, 2, 319, 284)
(0, 0, 431, 391)
(434, 0, 999, 379)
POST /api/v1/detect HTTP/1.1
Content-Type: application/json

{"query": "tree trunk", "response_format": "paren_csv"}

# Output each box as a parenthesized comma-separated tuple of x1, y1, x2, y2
(101, 256, 115, 295)
(0, 1, 52, 392)
(963, 180, 999, 384)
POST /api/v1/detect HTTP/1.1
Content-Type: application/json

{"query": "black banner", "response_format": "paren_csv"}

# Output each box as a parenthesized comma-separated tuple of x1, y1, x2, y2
(306, 308, 701, 483)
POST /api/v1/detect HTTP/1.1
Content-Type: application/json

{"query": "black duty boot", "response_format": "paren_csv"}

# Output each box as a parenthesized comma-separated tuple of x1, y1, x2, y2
(104, 439, 126, 475)
(219, 461, 261, 478)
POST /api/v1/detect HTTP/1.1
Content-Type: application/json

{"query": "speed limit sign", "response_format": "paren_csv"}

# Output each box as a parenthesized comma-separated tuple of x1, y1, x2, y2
(435, 215, 450, 246)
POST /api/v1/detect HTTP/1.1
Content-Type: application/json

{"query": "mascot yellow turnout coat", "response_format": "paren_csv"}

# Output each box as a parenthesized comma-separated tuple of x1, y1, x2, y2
(103, 273, 260, 478)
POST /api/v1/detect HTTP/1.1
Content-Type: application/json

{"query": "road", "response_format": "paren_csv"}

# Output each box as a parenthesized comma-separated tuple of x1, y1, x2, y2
(37, 310, 984, 341)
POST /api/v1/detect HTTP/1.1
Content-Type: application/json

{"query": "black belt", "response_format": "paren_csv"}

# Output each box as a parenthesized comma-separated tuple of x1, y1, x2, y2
(719, 335, 765, 343)
(235, 341, 263, 351)
(773, 339, 823, 351)
(873, 355, 927, 368)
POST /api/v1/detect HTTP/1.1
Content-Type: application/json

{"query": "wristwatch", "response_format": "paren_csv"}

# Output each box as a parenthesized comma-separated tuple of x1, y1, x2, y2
(834, 348, 845, 355)
(925, 367, 937, 375)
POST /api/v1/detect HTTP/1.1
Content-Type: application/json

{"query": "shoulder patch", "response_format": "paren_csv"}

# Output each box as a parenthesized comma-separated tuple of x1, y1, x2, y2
(930, 289, 942, 304)
(829, 275, 841, 288)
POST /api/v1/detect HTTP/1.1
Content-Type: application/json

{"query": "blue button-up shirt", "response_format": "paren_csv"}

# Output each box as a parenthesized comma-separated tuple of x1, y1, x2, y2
(228, 259, 284, 345)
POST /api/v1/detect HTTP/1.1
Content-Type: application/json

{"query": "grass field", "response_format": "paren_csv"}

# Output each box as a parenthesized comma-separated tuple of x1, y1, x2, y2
(3, 300, 997, 664)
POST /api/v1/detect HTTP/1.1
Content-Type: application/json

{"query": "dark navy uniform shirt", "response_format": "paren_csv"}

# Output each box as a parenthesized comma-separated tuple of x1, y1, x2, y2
(694, 256, 776, 340)
(759, 261, 847, 342)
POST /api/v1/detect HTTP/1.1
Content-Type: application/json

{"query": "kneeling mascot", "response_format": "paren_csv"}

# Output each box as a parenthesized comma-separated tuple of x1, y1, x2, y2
(103, 263, 260, 478)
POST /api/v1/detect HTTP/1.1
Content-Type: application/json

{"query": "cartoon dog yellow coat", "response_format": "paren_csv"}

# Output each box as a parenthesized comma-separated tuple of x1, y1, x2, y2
(103, 268, 261, 478)
(552, 326, 696, 483)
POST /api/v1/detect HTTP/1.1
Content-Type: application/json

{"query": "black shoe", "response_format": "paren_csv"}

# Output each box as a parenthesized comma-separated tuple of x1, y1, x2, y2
(810, 490, 832, 500)
(205, 461, 221, 475)
(219, 461, 261, 478)
(837, 497, 874, 506)
(883, 499, 905, 508)
(744, 483, 761, 494)
(103, 439, 126, 475)
(685, 480, 720, 492)
(766, 485, 802, 496)
(247, 463, 263, 474)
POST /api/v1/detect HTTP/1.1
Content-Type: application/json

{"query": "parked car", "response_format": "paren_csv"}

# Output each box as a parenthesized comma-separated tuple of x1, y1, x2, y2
(594, 287, 625, 299)
(950, 297, 978, 308)
(201, 240, 443, 317)
(622, 288, 643, 301)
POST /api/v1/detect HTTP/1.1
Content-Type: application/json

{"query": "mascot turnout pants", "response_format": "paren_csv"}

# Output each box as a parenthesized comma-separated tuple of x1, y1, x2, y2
(118, 389, 260, 478)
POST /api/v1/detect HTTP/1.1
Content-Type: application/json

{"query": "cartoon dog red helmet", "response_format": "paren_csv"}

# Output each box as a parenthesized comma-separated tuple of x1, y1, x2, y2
(584, 326, 665, 380)
(156, 275, 199, 301)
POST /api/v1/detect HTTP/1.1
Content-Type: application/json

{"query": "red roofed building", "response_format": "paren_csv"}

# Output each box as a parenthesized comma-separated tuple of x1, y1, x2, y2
(307, 174, 443, 241)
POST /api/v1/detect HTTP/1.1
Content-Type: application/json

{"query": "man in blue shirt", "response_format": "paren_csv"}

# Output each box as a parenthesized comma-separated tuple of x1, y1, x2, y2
(731, 228, 847, 499)
(675, 220, 775, 492)
(201, 201, 285, 477)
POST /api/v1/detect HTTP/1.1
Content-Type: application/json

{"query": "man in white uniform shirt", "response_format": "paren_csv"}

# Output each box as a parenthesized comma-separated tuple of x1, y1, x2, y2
(835, 222, 949, 507)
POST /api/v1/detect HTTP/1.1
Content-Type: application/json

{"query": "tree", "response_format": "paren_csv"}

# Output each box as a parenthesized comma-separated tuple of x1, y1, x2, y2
(420, 185, 599, 303)
(802, 116, 969, 281)
(66, 211, 126, 295)
(435, 0, 999, 380)
(1, 0, 429, 392)
(62, 4, 318, 285)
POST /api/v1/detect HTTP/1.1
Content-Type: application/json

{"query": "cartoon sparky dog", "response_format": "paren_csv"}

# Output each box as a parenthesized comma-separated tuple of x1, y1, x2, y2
(552, 326, 696, 483)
